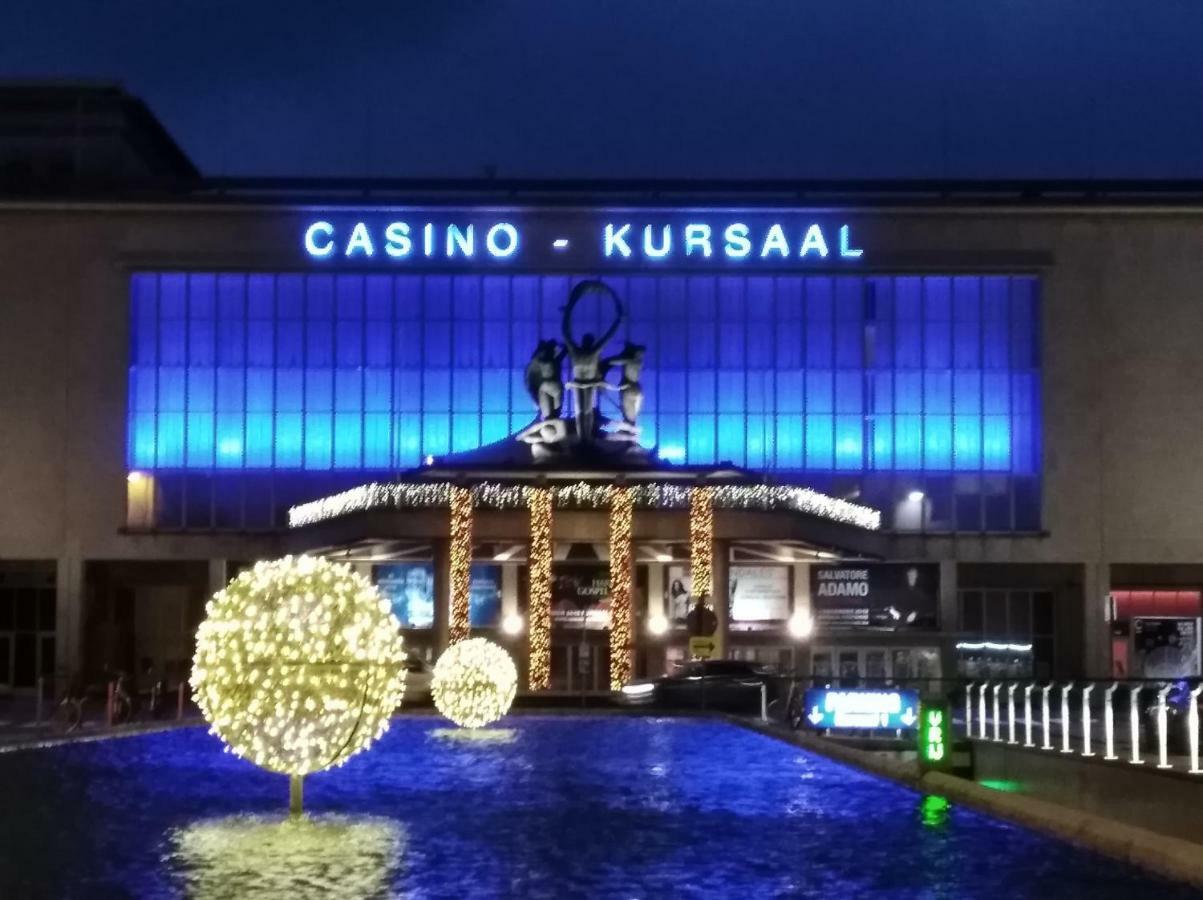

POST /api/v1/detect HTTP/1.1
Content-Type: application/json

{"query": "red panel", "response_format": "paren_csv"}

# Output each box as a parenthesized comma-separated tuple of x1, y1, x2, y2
(1112, 589, 1202, 619)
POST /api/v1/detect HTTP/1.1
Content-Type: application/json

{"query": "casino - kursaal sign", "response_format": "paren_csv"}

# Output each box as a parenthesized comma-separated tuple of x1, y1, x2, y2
(301, 213, 864, 266)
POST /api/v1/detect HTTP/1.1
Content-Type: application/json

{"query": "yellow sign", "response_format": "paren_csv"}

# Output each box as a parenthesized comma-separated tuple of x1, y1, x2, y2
(689, 635, 723, 659)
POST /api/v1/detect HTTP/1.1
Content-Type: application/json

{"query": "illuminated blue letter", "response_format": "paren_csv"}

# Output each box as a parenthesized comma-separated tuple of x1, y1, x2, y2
(684, 224, 712, 257)
(423, 223, 435, 257)
(605, 223, 632, 258)
(385, 222, 412, 258)
(643, 225, 672, 259)
(446, 225, 475, 257)
(839, 224, 863, 258)
(760, 224, 789, 258)
(486, 222, 519, 258)
(304, 221, 335, 258)
(723, 223, 752, 258)
(800, 224, 829, 258)
(345, 221, 375, 257)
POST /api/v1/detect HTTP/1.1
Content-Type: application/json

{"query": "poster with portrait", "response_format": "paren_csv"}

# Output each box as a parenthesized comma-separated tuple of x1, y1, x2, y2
(374, 563, 435, 629)
(552, 564, 611, 630)
(810, 563, 939, 630)
(468, 564, 502, 628)
(665, 564, 693, 627)
(729, 566, 790, 630)
(1133, 618, 1200, 679)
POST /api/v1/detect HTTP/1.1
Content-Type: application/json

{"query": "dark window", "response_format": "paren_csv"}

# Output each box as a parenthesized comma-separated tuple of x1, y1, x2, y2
(38, 590, 55, 631)
(13, 633, 36, 687)
(14, 590, 36, 631)
(961, 590, 983, 633)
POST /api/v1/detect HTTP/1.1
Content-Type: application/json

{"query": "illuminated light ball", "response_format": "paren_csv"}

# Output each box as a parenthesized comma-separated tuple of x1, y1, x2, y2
(431, 638, 518, 728)
(191, 555, 407, 776)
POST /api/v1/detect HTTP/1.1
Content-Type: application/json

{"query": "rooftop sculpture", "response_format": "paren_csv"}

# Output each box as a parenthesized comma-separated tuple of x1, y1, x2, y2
(517, 280, 648, 462)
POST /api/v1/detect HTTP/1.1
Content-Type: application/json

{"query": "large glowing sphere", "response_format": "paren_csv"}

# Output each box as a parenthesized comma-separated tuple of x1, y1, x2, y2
(191, 555, 406, 776)
(431, 638, 518, 728)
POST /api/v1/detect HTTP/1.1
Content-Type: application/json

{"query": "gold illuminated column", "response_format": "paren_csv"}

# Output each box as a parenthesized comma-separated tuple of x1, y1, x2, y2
(448, 485, 473, 645)
(608, 485, 634, 690)
(688, 485, 714, 600)
(526, 485, 553, 690)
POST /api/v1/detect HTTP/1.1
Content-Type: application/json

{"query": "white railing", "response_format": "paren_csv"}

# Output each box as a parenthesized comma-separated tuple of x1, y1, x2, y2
(961, 678, 1203, 776)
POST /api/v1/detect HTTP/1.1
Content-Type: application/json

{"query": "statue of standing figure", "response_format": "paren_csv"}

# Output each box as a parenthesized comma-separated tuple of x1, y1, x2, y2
(561, 280, 623, 442)
(524, 339, 565, 420)
(604, 341, 645, 438)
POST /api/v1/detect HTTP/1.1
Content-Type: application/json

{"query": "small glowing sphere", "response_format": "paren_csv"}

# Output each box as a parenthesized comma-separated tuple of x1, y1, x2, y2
(647, 614, 669, 636)
(191, 555, 406, 776)
(432, 638, 518, 728)
(501, 613, 525, 635)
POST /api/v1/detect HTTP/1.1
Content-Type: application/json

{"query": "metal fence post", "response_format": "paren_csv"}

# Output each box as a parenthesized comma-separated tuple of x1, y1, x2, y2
(1007, 683, 1017, 744)
(106, 680, 115, 728)
(1190, 685, 1203, 774)
(1104, 682, 1119, 761)
(965, 682, 975, 738)
(978, 681, 988, 740)
(1024, 683, 1035, 747)
(1188, 683, 1198, 770)
(1157, 684, 1173, 770)
(1081, 683, 1094, 757)
(177, 682, 186, 721)
(760, 682, 768, 722)
(992, 683, 1001, 742)
(1129, 684, 1143, 765)
(1041, 683, 1053, 750)
(1060, 683, 1074, 754)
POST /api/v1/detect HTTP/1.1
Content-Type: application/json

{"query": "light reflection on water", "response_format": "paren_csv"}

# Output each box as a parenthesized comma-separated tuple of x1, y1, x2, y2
(428, 727, 518, 745)
(169, 814, 405, 900)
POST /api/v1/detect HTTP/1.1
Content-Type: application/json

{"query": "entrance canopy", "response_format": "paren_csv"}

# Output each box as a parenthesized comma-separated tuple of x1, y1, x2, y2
(286, 465, 884, 561)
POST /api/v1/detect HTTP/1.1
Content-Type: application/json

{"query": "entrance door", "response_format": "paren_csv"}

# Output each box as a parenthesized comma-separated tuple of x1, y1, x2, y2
(552, 640, 610, 693)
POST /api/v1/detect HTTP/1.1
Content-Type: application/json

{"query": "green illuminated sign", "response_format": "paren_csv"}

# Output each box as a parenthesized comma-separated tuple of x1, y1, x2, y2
(918, 700, 952, 770)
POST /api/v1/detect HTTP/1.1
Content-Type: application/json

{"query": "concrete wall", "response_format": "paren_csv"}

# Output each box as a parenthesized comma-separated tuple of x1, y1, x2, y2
(3, 203, 1203, 675)
(973, 739, 1203, 844)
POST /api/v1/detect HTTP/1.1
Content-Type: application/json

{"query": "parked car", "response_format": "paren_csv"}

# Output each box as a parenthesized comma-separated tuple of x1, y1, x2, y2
(401, 655, 434, 706)
(617, 660, 780, 713)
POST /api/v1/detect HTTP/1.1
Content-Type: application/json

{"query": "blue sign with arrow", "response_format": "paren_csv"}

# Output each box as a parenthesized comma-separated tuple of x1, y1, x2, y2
(803, 687, 920, 730)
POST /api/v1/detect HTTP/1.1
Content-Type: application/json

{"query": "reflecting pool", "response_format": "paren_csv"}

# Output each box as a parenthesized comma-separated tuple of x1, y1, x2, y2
(0, 716, 1195, 898)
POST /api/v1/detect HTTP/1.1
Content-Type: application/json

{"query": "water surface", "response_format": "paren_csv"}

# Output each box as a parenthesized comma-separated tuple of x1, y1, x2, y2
(0, 716, 1195, 898)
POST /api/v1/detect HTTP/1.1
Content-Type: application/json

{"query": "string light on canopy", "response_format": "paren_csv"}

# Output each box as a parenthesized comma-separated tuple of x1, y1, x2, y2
(527, 485, 553, 690)
(689, 485, 714, 600)
(448, 485, 473, 645)
(431, 637, 518, 728)
(608, 485, 634, 690)
(191, 555, 406, 813)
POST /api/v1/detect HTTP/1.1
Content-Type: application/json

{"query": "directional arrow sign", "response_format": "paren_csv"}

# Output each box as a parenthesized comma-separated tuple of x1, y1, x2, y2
(688, 636, 721, 659)
(803, 687, 921, 731)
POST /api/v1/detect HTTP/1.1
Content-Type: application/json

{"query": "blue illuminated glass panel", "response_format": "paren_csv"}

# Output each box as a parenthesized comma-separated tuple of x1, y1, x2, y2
(127, 272, 1041, 477)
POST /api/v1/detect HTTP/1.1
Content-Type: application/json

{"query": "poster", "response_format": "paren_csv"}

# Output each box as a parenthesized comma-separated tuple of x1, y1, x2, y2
(729, 565, 790, 629)
(552, 564, 611, 630)
(665, 564, 693, 627)
(374, 563, 434, 629)
(810, 563, 939, 631)
(468, 564, 502, 627)
(1133, 618, 1200, 679)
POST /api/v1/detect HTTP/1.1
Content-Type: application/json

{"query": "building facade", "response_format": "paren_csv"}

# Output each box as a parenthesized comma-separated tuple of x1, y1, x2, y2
(2, 90, 1203, 693)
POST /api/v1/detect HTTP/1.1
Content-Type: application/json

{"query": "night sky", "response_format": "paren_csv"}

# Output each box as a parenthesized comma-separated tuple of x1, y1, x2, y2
(6, 1, 1203, 179)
